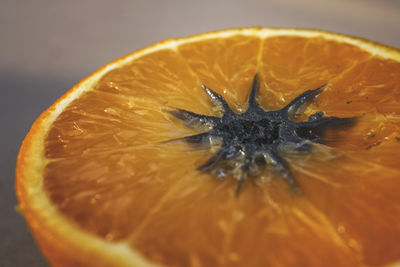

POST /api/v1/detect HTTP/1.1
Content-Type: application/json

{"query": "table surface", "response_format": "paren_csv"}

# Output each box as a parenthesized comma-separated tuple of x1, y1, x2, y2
(1, 0, 400, 266)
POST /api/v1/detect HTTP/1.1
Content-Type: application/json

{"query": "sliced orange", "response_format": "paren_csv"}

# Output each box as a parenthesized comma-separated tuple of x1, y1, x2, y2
(16, 28, 400, 267)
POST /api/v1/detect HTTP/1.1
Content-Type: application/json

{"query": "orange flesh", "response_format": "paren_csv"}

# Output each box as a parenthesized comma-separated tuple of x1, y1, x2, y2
(43, 35, 400, 266)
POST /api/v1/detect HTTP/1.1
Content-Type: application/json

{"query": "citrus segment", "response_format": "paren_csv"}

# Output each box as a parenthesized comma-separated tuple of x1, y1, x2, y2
(258, 36, 371, 111)
(178, 35, 261, 111)
(318, 57, 400, 117)
(16, 28, 400, 267)
(291, 153, 400, 264)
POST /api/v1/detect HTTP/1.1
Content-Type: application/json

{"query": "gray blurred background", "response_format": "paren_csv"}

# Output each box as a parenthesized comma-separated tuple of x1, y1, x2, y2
(1, 0, 399, 266)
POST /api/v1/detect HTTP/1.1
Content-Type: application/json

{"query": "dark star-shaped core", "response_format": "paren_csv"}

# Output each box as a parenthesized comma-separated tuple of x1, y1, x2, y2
(169, 74, 355, 195)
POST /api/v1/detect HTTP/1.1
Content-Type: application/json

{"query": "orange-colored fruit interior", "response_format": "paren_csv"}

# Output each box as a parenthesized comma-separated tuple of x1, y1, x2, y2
(43, 34, 400, 266)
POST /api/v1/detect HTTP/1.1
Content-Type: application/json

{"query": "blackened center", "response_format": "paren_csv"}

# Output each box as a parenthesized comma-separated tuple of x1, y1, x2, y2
(214, 118, 281, 146)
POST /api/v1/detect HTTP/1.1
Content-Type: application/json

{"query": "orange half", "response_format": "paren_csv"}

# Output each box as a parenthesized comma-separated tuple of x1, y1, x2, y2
(17, 28, 400, 267)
